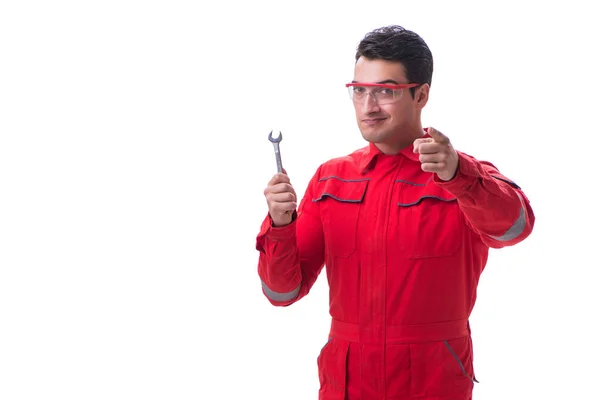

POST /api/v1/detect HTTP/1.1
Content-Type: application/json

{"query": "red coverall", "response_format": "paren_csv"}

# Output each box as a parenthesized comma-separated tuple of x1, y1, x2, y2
(256, 136, 535, 400)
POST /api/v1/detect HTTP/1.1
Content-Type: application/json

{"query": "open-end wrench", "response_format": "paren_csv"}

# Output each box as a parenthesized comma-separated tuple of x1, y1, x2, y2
(268, 130, 283, 173)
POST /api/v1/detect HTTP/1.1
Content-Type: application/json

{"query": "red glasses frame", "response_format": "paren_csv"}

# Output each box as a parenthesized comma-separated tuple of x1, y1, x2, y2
(345, 82, 420, 89)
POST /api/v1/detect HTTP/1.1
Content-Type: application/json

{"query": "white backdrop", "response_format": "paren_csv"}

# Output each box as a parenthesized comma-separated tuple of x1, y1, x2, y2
(1, 1, 598, 399)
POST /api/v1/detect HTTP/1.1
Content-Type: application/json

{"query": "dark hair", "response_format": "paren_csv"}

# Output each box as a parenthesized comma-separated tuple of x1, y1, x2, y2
(356, 25, 433, 97)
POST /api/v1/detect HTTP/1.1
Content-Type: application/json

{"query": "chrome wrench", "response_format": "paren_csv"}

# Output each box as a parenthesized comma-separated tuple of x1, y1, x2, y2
(268, 130, 283, 173)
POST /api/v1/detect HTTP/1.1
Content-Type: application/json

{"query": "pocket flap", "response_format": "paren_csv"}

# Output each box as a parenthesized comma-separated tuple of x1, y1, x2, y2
(396, 179, 456, 207)
(313, 177, 369, 203)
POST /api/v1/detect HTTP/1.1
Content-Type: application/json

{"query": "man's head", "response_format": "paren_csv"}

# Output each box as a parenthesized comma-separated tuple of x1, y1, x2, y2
(349, 25, 434, 153)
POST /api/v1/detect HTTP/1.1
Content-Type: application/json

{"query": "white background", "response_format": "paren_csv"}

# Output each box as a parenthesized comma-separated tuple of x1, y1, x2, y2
(1, 1, 598, 399)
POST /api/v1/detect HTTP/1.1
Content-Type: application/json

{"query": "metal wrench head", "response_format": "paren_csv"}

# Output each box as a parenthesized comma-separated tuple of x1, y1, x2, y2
(268, 130, 282, 143)
(268, 130, 283, 173)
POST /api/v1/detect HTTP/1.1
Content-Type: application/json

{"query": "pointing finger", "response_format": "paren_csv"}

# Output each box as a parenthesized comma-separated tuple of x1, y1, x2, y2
(427, 127, 450, 144)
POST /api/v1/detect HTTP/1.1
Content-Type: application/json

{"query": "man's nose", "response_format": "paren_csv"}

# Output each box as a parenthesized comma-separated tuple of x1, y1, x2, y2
(362, 92, 380, 113)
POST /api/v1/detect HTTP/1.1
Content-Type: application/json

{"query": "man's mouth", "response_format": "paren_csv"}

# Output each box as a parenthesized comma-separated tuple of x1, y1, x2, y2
(362, 118, 386, 125)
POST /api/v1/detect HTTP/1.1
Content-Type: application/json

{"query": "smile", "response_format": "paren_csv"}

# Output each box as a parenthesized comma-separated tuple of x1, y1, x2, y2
(362, 118, 386, 125)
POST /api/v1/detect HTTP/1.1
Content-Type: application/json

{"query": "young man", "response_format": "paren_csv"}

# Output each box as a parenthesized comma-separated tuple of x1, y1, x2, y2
(255, 25, 535, 400)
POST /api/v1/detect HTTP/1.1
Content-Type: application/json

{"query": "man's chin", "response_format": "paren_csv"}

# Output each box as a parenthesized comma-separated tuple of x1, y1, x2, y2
(360, 129, 387, 143)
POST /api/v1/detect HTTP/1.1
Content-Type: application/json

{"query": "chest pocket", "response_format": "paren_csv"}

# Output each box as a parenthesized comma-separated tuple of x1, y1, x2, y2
(313, 177, 369, 258)
(396, 181, 463, 259)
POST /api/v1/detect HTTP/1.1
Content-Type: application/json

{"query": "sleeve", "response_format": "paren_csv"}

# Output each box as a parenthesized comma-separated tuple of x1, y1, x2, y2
(434, 151, 535, 248)
(255, 167, 326, 306)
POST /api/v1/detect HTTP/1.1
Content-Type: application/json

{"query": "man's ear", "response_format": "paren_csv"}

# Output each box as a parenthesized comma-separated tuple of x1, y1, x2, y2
(415, 83, 430, 109)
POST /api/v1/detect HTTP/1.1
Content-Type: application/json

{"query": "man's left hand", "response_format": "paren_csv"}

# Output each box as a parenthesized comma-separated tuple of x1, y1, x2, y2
(413, 127, 459, 181)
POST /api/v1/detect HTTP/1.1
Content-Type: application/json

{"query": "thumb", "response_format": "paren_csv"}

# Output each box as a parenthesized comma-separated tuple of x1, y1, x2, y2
(428, 127, 449, 144)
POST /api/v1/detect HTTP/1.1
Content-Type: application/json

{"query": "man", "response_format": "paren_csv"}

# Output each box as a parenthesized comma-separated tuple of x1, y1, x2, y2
(255, 25, 535, 400)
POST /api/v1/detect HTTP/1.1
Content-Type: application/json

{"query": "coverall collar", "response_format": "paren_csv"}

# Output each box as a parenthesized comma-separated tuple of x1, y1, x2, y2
(359, 132, 428, 174)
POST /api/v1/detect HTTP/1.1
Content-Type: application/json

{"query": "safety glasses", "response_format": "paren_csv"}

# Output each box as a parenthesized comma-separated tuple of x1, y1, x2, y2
(345, 82, 420, 104)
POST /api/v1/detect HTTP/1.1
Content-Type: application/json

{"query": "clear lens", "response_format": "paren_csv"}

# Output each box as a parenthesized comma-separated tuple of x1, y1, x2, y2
(347, 86, 402, 105)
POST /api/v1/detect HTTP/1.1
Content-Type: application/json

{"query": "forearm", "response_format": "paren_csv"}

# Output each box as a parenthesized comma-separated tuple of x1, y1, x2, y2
(256, 210, 325, 306)
(257, 216, 302, 304)
(435, 152, 535, 248)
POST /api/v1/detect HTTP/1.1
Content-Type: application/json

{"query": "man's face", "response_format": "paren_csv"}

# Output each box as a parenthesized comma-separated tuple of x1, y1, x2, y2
(351, 57, 427, 152)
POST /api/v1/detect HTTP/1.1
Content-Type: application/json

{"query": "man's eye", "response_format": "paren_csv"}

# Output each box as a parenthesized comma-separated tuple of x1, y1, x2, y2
(353, 87, 366, 94)
(378, 88, 393, 96)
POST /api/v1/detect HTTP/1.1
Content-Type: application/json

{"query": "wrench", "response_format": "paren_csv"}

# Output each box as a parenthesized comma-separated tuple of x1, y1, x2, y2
(268, 130, 283, 173)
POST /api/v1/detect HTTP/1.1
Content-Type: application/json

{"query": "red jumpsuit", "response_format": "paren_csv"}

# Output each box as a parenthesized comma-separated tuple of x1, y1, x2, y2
(256, 136, 535, 400)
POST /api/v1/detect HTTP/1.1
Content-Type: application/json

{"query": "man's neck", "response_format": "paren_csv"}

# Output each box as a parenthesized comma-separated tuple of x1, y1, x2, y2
(374, 127, 426, 155)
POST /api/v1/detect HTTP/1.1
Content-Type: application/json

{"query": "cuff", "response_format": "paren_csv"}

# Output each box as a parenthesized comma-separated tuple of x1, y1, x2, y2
(258, 213, 297, 241)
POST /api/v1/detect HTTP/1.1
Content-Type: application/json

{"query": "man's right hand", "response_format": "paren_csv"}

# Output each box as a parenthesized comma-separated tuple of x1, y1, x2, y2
(264, 170, 297, 227)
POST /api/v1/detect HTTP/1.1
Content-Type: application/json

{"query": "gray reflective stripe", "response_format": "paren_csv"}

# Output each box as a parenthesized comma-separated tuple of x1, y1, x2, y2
(444, 340, 479, 383)
(318, 176, 371, 182)
(394, 179, 426, 186)
(261, 281, 300, 302)
(398, 195, 456, 207)
(313, 193, 363, 203)
(490, 192, 526, 241)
